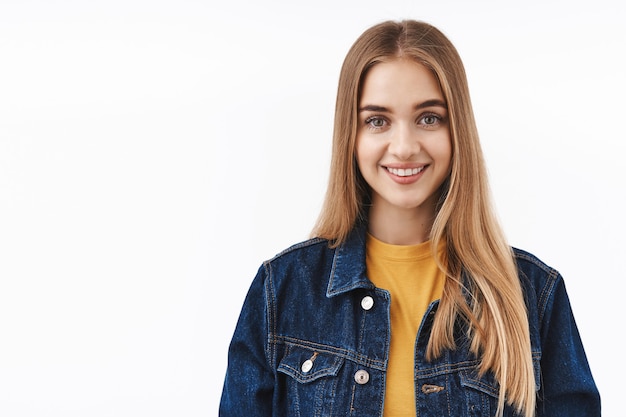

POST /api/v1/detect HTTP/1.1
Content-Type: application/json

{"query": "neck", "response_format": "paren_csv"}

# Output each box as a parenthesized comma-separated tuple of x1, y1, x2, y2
(367, 201, 436, 245)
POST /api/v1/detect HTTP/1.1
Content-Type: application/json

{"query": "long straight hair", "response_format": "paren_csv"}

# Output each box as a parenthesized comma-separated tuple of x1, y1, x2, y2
(312, 20, 536, 417)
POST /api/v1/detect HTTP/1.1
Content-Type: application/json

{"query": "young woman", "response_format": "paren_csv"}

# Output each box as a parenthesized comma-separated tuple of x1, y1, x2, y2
(219, 20, 600, 417)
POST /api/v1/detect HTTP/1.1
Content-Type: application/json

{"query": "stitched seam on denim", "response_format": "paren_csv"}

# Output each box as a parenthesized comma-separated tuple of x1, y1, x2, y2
(265, 262, 278, 370)
(376, 364, 385, 415)
(275, 336, 386, 370)
(293, 348, 301, 416)
(460, 374, 499, 397)
(517, 267, 544, 361)
(269, 237, 328, 261)
(538, 270, 559, 325)
(357, 295, 367, 365)
(482, 385, 490, 415)
(415, 359, 482, 378)
(513, 250, 555, 275)
(514, 250, 561, 326)
(416, 380, 420, 417)
(348, 383, 357, 416)
(278, 365, 341, 381)
(328, 281, 376, 296)
(327, 246, 340, 295)
(446, 373, 452, 416)
(278, 356, 344, 381)
(327, 366, 339, 417)
(460, 377, 469, 417)
(313, 374, 326, 417)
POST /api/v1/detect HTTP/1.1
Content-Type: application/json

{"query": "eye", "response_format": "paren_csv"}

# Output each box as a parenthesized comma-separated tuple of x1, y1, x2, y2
(417, 112, 444, 128)
(422, 115, 439, 125)
(364, 116, 388, 130)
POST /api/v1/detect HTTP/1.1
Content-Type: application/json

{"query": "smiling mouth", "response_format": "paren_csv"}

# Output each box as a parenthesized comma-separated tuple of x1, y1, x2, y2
(385, 166, 426, 177)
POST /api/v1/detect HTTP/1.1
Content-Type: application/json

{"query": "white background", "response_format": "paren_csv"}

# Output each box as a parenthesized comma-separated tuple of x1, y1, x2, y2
(1, 0, 624, 415)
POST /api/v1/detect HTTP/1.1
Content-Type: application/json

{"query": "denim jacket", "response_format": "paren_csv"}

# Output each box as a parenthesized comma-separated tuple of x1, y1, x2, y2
(220, 226, 600, 416)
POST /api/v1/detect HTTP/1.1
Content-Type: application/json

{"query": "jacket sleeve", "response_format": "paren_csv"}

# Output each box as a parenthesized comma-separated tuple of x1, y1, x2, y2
(219, 264, 275, 416)
(536, 274, 601, 416)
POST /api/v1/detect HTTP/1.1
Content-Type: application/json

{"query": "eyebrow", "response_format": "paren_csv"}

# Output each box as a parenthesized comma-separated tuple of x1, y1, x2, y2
(358, 99, 447, 113)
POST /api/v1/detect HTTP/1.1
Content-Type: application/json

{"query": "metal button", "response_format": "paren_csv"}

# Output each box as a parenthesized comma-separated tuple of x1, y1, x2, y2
(361, 296, 374, 311)
(354, 369, 370, 385)
(301, 359, 313, 373)
(421, 383, 444, 394)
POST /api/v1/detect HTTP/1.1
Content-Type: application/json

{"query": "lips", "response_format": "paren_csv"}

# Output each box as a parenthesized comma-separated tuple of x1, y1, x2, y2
(385, 166, 426, 177)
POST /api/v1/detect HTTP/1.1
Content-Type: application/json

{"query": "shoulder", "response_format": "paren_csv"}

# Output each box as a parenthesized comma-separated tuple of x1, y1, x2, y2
(512, 247, 559, 278)
(268, 237, 330, 261)
(512, 247, 562, 286)
(264, 237, 332, 266)
(251, 237, 344, 307)
(259, 237, 336, 284)
(512, 247, 565, 314)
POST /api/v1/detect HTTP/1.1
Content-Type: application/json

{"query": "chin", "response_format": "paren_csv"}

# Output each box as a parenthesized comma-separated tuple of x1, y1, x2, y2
(391, 200, 428, 211)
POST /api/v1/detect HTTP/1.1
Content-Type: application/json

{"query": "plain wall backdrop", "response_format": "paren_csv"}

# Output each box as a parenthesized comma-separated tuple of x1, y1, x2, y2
(1, 0, 624, 415)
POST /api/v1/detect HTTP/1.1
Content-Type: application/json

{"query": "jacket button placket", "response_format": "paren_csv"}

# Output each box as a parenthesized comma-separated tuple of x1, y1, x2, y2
(354, 369, 370, 385)
(361, 295, 374, 310)
(356, 297, 373, 386)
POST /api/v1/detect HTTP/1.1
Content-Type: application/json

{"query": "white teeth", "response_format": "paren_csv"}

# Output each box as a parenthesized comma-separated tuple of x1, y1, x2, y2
(387, 166, 425, 177)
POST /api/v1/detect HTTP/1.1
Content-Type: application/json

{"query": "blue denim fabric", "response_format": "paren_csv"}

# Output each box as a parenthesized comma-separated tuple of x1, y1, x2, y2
(219, 226, 600, 416)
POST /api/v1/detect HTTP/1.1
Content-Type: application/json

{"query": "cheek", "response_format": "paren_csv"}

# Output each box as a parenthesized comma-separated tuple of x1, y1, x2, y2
(354, 137, 370, 172)
(355, 137, 375, 171)
(431, 135, 452, 168)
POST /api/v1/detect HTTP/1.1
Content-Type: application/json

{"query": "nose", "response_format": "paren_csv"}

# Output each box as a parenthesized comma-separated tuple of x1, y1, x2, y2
(388, 123, 419, 160)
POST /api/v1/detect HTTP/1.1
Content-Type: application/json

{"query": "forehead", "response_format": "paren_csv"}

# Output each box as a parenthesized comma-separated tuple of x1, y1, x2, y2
(359, 59, 444, 105)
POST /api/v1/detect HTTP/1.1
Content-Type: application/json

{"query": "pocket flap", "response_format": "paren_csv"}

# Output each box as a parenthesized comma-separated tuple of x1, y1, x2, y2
(460, 370, 499, 398)
(460, 355, 541, 397)
(277, 346, 344, 384)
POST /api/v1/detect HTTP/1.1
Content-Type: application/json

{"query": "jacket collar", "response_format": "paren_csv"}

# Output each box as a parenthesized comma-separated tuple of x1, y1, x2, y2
(326, 224, 376, 297)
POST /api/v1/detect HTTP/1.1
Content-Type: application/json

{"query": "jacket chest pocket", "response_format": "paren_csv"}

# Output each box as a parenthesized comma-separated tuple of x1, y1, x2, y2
(277, 346, 346, 416)
(459, 366, 539, 417)
(458, 355, 541, 417)
(459, 370, 500, 417)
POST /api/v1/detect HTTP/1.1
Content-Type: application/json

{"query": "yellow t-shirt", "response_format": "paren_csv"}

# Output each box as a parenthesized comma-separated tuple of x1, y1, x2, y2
(365, 233, 445, 417)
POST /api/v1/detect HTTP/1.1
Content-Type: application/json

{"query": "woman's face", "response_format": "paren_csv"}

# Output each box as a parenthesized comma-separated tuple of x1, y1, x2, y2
(355, 58, 452, 218)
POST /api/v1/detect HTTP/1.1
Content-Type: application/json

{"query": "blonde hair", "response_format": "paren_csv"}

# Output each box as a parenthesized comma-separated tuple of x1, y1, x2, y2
(313, 20, 535, 417)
